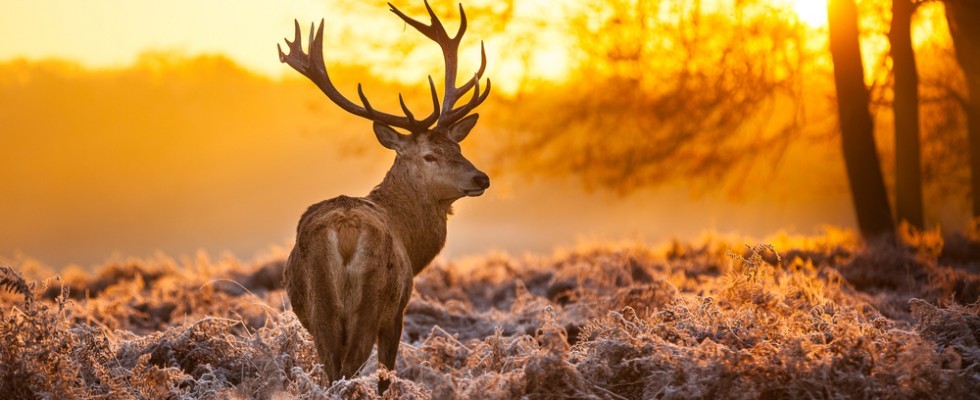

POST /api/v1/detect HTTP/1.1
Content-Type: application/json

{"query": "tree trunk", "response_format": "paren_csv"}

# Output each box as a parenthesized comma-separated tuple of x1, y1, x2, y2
(890, 0, 924, 228)
(828, 0, 896, 237)
(945, 0, 980, 218)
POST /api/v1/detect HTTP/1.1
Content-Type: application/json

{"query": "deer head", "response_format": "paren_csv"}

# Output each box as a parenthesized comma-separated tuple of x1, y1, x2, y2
(278, 1, 491, 201)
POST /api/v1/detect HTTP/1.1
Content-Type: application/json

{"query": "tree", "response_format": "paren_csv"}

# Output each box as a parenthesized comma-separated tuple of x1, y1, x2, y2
(889, 0, 924, 228)
(495, 0, 806, 194)
(828, 0, 896, 236)
(944, 0, 980, 219)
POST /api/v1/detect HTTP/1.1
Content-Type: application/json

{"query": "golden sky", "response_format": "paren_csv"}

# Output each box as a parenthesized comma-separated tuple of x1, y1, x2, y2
(0, 0, 576, 94)
(0, 0, 834, 92)
(0, 0, 328, 78)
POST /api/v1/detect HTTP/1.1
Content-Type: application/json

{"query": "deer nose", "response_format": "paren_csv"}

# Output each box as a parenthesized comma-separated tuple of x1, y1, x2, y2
(473, 173, 490, 189)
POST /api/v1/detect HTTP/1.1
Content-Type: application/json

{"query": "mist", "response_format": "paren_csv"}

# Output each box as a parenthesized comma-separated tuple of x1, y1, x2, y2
(0, 55, 862, 269)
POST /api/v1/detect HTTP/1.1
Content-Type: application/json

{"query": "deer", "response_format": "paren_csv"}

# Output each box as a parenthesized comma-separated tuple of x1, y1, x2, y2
(277, 1, 490, 394)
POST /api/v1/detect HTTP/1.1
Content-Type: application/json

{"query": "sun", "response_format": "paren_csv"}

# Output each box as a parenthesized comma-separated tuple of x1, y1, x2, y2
(776, 0, 829, 27)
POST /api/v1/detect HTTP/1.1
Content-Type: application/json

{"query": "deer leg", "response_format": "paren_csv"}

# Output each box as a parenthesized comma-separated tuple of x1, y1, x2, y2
(338, 313, 380, 380)
(376, 316, 404, 395)
(312, 320, 343, 383)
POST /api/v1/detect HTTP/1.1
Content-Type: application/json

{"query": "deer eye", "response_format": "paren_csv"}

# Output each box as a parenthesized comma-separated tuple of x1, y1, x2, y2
(423, 154, 438, 163)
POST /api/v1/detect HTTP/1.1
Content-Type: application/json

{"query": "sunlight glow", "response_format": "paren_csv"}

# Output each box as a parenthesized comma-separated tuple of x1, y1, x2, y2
(777, 0, 828, 27)
(913, 2, 951, 48)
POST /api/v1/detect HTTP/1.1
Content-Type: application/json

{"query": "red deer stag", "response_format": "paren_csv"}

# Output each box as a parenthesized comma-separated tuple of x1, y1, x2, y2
(278, 1, 490, 394)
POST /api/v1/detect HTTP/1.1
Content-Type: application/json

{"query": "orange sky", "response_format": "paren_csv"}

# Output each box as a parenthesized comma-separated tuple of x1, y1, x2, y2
(0, 0, 575, 94)
(0, 0, 324, 77)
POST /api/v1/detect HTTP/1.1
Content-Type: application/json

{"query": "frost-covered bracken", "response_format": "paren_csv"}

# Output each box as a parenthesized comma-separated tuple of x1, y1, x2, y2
(1, 229, 978, 399)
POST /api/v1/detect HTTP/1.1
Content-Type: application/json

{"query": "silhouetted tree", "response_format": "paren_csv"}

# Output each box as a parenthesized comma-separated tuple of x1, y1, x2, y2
(944, 0, 980, 218)
(890, 0, 924, 228)
(828, 0, 896, 236)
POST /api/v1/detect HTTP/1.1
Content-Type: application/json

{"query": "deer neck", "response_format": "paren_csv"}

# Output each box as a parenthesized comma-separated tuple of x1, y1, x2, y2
(367, 163, 453, 275)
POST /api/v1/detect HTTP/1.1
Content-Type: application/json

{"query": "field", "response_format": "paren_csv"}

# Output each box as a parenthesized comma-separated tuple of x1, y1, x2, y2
(2, 228, 979, 399)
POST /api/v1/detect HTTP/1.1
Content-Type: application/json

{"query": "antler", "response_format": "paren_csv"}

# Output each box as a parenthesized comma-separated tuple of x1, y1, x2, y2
(278, 20, 440, 132)
(389, 1, 491, 128)
(278, 2, 490, 133)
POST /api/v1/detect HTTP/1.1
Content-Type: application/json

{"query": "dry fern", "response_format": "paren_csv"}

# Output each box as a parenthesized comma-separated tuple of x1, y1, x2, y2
(1, 228, 978, 399)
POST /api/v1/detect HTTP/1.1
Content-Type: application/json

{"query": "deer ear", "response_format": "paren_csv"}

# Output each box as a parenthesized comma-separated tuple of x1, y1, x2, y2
(373, 122, 406, 151)
(448, 114, 479, 143)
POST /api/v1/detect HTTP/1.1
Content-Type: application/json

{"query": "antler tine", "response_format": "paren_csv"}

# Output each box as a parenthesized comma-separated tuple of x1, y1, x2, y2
(455, 3, 467, 41)
(452, 41, 487, 106)
(277, 20, 301, 67)
(398, 94, 415, 122)
(444, 76, 491, 124)
(388, 1, 452, 43)
(279, 19, 440, 132)
(421, 75, 440, 127)
(307, 21, 316, 60)
(355, 84, 376, 115)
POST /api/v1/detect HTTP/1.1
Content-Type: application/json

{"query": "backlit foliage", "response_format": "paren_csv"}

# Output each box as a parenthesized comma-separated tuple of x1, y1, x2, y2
(1, 230, 978, 399)
(496, 0, 811, 194)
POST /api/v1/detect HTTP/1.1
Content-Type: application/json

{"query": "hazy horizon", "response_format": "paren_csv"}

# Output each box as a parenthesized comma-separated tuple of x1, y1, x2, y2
(0, 55, 869, 269)
(1, 0, 972, 269)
